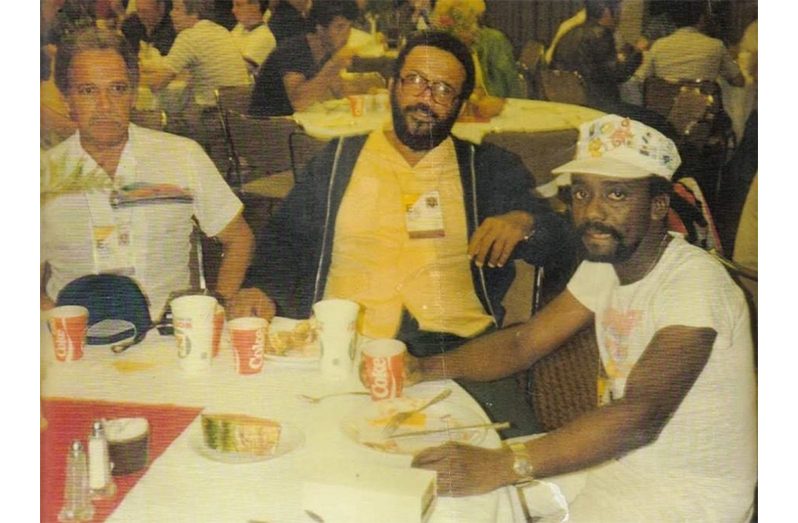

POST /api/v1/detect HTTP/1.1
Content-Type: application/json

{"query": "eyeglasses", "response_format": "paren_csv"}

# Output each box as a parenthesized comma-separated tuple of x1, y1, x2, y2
(399, 73, 459, 105)
(73, 82, 132, 99)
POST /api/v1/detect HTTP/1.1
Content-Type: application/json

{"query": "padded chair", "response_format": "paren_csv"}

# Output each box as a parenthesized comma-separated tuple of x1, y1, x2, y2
(130, 109, 168, 131)
(643, 77, 736, 202)
(288, 130, 330, 183)
(539, 69, 588, 106)
(214, 85, 255, 184)
(517, 40, 546, 99)
(224, 110, 298, 197)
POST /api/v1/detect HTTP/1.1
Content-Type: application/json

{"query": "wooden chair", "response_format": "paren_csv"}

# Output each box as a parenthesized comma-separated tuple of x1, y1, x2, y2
(130, 109, 168, 131)
(517, 40, 546, 99)
(539, 69, 588, 106)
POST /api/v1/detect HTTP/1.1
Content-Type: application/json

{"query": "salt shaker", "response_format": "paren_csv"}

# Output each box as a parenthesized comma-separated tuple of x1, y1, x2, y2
(58, 440, 94, 522)
(88, 420, 116, 499)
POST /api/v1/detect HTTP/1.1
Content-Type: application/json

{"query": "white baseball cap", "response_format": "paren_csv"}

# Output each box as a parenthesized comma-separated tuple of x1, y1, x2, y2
(550, 114, 681, 187)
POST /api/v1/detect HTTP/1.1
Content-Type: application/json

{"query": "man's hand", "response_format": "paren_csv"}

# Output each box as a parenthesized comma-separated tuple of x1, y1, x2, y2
(358, 350, 425, 389)
(468, 211, 534, 268)
(412, 442, 514, 497)
(226, 288, 276, 320)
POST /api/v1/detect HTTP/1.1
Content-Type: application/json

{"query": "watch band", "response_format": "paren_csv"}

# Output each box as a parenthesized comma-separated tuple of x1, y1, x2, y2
(508, 442, 536, 485)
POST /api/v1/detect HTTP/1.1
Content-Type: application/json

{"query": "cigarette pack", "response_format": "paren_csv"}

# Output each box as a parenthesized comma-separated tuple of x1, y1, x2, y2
(301, 463, 436, 523)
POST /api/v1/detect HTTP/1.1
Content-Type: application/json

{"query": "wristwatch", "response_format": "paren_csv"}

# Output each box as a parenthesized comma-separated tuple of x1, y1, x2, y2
(508, 443, 536, 485)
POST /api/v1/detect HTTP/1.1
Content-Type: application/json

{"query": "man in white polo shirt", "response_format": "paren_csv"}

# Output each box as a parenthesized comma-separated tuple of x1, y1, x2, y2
(410, 115, 757, 521)
(41, 28, 254, 321)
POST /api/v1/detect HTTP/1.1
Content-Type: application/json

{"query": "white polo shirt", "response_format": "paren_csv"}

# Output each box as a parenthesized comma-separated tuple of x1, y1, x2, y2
(41, 124, 243, 319)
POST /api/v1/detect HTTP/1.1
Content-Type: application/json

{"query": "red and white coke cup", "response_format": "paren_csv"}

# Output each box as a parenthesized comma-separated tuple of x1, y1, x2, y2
(228, 317, 268, 375)
(47, 305, 89, 362)
(361, 339, 406, 401)
(211, 305, 225, 358)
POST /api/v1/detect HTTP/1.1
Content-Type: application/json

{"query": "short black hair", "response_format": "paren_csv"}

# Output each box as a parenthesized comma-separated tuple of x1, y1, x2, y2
(584, 0, 621, 21)
(309, 0, 359, 28)
(667, 1, 706, 28)
(182, 0, 214, 19)
(393, 30, 475, 102)
(54, 27, 139, 94)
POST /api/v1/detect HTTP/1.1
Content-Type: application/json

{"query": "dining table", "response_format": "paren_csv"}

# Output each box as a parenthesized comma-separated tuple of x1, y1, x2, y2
(40, 320, 540, 523)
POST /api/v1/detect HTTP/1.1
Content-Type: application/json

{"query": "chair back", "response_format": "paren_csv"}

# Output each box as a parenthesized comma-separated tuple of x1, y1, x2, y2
(130, 109, 168, 131)
(643, 77, 724, 140)
(517, 40, 546, 99)
(225, 111, 298, 198)
(289, 130, 330, 184)
(539, 69, 588, 106)
(214, 85, 255, 184)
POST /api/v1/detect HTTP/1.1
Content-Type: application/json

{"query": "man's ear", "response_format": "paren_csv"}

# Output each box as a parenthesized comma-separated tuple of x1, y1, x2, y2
(651, 193, 670, 221)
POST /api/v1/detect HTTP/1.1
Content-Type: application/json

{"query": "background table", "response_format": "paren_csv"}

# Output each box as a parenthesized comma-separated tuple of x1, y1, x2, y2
(41, 328, 523, 523)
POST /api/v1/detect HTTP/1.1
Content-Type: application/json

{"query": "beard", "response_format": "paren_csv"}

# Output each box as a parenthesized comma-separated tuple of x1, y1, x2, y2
(390, 87, 461, 151)
(577, 221, 641, 263)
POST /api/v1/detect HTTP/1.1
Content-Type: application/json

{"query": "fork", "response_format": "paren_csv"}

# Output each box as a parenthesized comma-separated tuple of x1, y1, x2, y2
(382, 388, 452, 436)
(296, 391, 370, 403)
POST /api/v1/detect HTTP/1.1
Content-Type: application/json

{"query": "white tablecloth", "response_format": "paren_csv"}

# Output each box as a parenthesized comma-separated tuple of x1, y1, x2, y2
(293, 98, 604, 144)
(41, 327, 524, 523)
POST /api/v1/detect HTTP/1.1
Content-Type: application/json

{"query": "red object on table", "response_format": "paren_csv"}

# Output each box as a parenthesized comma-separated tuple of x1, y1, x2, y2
(41, 398, 202, 522)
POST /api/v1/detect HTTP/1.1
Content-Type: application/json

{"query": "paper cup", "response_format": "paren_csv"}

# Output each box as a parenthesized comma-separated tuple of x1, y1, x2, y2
(48, 305, 88, 362)
(361, 339, 406, 400)
(171, 295, 217, 373)
(348, 94, 365, 116)
(228, 317, 268, 375)
(212, 305, 225, 358)
(313, 299, 360, 380)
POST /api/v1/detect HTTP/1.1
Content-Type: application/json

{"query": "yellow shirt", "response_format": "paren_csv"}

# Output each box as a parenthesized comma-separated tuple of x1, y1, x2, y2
(324, 129, 493, 339)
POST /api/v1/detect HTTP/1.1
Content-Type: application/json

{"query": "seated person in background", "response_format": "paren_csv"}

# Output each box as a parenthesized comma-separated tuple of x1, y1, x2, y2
(41, 28, 254, 320)
(737, 19, 757, 84)
(544, 7, 585, 65)
(233, 31, 575, 435)
(634, 0, 744, 87)
(552, 0, 673, 137)
(410, 115, 757, 522)
(431, 0, 524, 98)
(121, 0, 177, 56)
(230, 0, 277, 75)
(142, 0, 250, 109)
(249, 0, 359, 116)
(268, 0, 313, 45)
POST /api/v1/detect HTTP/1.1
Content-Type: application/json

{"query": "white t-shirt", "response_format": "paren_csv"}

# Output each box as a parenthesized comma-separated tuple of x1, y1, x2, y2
(41, 124, 243, 319)
(230, 23, 276, 68)
(163, 20, 251, 106)
(564, 233, 757, 521)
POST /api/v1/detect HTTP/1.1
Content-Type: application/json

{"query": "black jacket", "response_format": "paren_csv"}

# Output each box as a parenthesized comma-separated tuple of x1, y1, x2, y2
(244, 134, 575, 327)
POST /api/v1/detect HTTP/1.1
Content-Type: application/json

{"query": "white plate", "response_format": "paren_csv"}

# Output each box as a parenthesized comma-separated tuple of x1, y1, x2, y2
(190, 419, 305, 464)
(340, 396, 488, 454)
(265, 317, 320, 366)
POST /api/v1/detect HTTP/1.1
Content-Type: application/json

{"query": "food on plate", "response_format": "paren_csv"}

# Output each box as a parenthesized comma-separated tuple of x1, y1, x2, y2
(268, 320, 317, 355)
(366, 399, 429, 429)
(201, 414, 281, 456)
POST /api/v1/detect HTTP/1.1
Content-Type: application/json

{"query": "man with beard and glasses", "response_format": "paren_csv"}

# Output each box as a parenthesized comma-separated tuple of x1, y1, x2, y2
(229, 31, 574, 436)
(407, 114, 756, 521)
(41, 28, 254, 321)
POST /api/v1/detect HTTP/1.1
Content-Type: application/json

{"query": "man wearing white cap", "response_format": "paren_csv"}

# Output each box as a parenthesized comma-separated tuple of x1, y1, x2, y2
(409, 115, 757, 520)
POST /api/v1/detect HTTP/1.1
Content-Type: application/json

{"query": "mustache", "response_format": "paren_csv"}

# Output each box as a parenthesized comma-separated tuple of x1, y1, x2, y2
(577, 221, 622, 240)
(403, 103, 439, 120)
